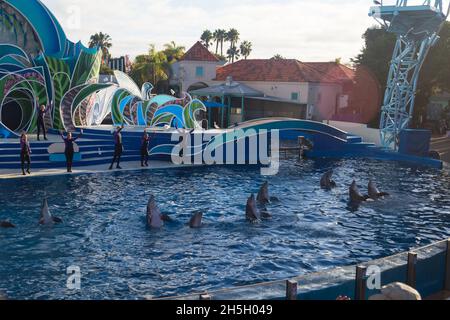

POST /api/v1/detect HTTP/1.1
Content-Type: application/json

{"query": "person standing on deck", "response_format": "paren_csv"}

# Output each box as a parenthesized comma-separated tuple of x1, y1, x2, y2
(20, 132, 31, 175)
(141, 129, 151, 167)
(60, 130, 83, 173)
(37, 104, 50, 141)
(109, 125, 124, 170)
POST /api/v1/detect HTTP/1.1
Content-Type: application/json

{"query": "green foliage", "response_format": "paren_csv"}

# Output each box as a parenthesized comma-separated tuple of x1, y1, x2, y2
(240, 41, 252, 60)
(130, 43, 184, 89)
(213, 29, 227, 56)
(353, 23, 450, 125)
(100, 64, 114, 75)
(271, 54, 285, 60)
(201, 30, 213, 49)
(89, 32, 112, 64)
(227, 46, 240, 63)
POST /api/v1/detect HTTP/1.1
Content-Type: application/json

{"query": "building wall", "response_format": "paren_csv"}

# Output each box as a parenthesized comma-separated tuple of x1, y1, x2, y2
(209, 80, 343, 122)
(172, 60, 224, 92)
(212, 80, 309, 104)
(307, 83, 343, 122)
(244, 99, 307, 121)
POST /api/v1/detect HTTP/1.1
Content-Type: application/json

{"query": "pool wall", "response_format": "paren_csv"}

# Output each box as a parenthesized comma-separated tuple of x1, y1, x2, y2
(0, 119, 443, 170)
(158, 239, 449, 300)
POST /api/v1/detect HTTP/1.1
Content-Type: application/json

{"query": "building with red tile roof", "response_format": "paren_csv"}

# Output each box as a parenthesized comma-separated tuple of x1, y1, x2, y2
(170, 42, 225, 95)
(179, 41, 220, 62)
(170, 43, 381, 127)
(214, 59, 355, 84)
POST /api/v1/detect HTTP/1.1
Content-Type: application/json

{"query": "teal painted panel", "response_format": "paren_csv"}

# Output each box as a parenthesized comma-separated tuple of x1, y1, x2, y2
(49, 153, 82, 162)
(5, 0, 66, 56)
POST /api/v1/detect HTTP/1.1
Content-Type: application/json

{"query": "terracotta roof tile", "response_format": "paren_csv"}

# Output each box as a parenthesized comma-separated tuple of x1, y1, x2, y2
(180, 41, 219, 62)
(215, 59, 355, 83)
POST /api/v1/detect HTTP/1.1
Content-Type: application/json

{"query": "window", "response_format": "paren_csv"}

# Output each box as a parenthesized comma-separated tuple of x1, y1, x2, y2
(196, 66, 204, 77)
(291, 92, 299, 101)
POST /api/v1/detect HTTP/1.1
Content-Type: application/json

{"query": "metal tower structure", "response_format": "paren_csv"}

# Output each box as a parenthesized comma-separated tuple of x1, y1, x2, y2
(369, 1, 449, 150)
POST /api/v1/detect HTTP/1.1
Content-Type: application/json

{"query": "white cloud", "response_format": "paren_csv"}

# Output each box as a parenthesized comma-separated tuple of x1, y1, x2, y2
(41, 0, 378, 63)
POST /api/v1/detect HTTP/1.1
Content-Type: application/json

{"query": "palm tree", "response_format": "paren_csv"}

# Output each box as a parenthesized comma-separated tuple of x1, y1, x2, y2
(226, 28, 240, 51)
(227, 46, 240, 63)
(213, 29, 227, 56)
(240, 41, 252, 59)
(89, 32, 112, 64)
(130, 45, 169, 87)
(163, 41, 185, 62)
(200, 30, 213, 49)
(271, 54, 285, 60)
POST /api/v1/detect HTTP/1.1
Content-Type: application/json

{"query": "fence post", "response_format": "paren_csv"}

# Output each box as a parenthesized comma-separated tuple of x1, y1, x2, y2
(298, 136, 305, 160)
(407, 252, 417, 288)
(286, 280, 298, 300)
(355, 266, 367, 301)
(445, 239, 450, 291)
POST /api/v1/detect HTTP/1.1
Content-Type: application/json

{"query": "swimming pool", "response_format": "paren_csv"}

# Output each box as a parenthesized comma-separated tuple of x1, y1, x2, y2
(0, 158, 449, 299)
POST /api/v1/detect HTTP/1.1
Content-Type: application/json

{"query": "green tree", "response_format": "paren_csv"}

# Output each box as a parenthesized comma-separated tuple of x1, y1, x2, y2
(352, 27, 396, 95)
(213, 29, 227, 56)
(240, 41, 252, 59)
(227, 46, 240, 63)
(271, 54, 285, 60)
(130, 45, 169, 87)
(352, 23, 450, 126)
(200, 30, 213, 49)
(100, 64, 114, 75)
(88, 32, 113, 64)
(226, 28, 240, 51)
(163, 41, 185, 62)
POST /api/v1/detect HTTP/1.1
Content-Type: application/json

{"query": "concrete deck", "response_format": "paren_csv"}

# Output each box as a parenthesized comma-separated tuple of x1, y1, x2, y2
(0, 160, 196, 180)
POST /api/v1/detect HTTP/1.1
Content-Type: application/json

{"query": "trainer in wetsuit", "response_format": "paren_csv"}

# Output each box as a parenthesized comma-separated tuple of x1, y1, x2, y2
(60, 130, 83, 173)
(20, 132, 31, 175)
(109, 125, 124, 170)
(141, 130, 150, 167)
(37, 104, 50, 141)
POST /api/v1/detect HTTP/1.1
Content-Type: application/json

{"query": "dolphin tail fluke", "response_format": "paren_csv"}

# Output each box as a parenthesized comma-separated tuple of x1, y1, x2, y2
(161, 214, 173, 223)
(261, 211, 272, 220)
(52, 216, 63, 224)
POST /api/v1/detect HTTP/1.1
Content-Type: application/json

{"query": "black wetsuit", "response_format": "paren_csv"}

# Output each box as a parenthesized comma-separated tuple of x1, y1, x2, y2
(110, 128, 124, 169)
(141, 134, 150, 167)
(20, 138, 31, 174)
(37, 106, 49, 140)
(61, 133, 81, 172)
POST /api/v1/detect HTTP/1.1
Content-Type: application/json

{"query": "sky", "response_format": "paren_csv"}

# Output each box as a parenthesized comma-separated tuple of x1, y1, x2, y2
(41, 0, 382, 63)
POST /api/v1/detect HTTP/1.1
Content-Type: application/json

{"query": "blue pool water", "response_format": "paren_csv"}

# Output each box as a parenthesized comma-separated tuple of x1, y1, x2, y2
(0, 159, 449, 299)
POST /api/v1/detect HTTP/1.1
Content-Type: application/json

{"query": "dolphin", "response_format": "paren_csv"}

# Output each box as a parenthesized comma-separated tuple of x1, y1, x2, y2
(189, 211, 203, 228)
(256, 182, 279, 204)
(257, 182, 270, 204)
(146, 195, 164, 228)
(320, 170, 337, 189)
(0, 220, 15, 228)
(349, 180, 369, 203)
(39, 198, 62, 225)
(368, 180, 390, 200)
(246, 194, 260, 222)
